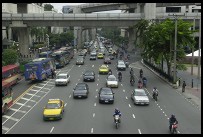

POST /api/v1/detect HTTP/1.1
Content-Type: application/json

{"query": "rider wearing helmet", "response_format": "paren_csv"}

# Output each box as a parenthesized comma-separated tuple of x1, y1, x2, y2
(140, 69, 143, 78)
(118, 71, 122, 81)
(130, 68, 134, 76)
(169, 114, 178, 131)
(152, 87, 158, 97)
(113, 108, 121, 123)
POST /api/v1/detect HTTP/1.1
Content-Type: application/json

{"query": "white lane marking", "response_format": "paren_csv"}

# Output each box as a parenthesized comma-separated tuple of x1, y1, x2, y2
(97, 79, 99, 81)
(33, 86, 43, 88)
(2, 126, 9, 131)
(64, 103, 67, 107)
(91, 128, 93, 133)
(50, 127, 54, 133)
(94, 103, 96, 106)
(30, 89, 40, 92)
(78, 65, 81, 67)
(97, 84, 98, 86)
(123, 89, 125, 92)
(126, 96, 128, 99)
(80, 75, 82, 77)
(95, 96, 97, 98)
(3, 115, 19, 122)
(9, 108, 26, 113)
(43, 87, 53, 90)
(121, 84, 123, 86)
(138, 129, 141, 134)
(78, 79, 80, 81)
(93, 113, 95, 117)
(92, 65, 94, 67)
(132, 114, 135, 119)
(178, 131, 180, 133)
(69, 95, 71, 98)
(38, 90, 47, 93)
(21, 97, 36, 103)
(96, 89, 98, 92)
(128, 104, 131, 108)
(26, 93, 41, 97)
(15, 102, 31, 108)
(162, 111, 165, 114)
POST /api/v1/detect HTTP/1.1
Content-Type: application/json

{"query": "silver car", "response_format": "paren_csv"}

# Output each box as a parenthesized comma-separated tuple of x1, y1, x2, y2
(55, 73, 70, 86)
(117, 62, 126, 71)
(106, 75, 118, 88)
(131, 89, 149, 105)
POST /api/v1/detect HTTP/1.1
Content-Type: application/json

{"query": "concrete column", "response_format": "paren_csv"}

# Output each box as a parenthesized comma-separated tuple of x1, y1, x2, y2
(77, 27, 82, 49)
(144, 3, 156, 20)
(8, 27, 13, 41)
(92, 28, 96, 40)
(127, 28, 136, 52)
(18, 28, 30, 55)
(2, 27, 7, 39)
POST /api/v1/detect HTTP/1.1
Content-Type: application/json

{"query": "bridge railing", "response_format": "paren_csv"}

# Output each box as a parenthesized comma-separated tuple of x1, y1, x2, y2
(156, 13, 201, 19)
(2, 13, 142, 20)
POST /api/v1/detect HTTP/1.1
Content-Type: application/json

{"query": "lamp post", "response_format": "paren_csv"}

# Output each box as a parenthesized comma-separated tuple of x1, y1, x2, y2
(197, 17, 201, 79)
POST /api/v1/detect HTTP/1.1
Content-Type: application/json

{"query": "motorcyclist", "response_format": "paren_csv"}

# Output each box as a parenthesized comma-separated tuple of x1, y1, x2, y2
(142, 77, 147, 87)
(140, 69, 143, 78)
(108, 69, 112, 75)
(138, 79, 142, 88)
(118, 71, 122, 81)
(113, 108, 121, 123)
(130, 68, 134, 76)
(152, 87, 158, 98)
(130, 75, 135, 83)
(169, 114, 178, 131)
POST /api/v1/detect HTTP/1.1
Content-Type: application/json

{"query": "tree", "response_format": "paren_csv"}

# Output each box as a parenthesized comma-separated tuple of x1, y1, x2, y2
(2, 49, 18, 65)
(139, 19, 196, 79)
(44, 4, 54, 11)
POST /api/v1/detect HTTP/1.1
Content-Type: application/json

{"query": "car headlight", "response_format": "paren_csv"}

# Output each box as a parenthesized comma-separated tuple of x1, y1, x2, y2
(100, 98, 104, 100)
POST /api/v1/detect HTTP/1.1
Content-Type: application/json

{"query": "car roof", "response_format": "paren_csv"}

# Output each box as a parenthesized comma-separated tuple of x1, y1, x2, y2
(85, 70, 94, 73)
(48, 99, 61, 104)
(108, 75, 116, 79)
(76, 83, 87, 86)
(134, 88, 145, 92)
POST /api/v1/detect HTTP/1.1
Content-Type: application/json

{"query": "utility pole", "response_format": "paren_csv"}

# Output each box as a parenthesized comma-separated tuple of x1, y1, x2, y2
(191, 18, 195, 75)
(197, 18, 201, 79)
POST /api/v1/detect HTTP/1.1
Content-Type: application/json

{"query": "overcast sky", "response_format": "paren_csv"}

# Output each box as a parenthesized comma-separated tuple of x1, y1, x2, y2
(49, 3, 121, 13)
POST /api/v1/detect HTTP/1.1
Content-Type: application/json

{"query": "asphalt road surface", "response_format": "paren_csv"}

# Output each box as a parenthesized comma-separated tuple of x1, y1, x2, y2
(2, 41, 201, 134)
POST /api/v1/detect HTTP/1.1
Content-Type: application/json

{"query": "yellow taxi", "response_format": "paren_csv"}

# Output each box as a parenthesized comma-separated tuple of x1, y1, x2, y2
(43, 99, 64, 121)
(97, 53, 104, 59)
(99, 65, 109, 74)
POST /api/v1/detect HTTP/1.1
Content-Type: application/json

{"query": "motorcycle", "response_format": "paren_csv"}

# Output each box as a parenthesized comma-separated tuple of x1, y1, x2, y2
(152, 91, 158, 101)
(170, 122, 178, 134)
(138, 82, 143, 88)
(143, 79, 147, 88)
(130, 79, 135, 86)
(118, 76, 122, 82)
(140, 72, 143, 78)
(114, 115, 120, 129)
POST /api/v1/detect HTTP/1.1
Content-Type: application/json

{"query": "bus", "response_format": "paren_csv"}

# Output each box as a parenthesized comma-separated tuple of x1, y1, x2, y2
(24, 58, 56, 81)
(2, 81, 13, 114)
(51, 51, 66, 68)
(38, 51, 53, 58)
(2, 64, 22, 87)
(60, 47, 74, 60)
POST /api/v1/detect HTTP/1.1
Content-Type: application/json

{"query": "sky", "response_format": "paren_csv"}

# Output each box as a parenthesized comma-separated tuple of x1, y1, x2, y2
(49, 3, 121, 13)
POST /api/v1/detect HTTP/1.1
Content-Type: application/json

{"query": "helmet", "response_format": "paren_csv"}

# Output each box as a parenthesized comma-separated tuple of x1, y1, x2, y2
(154, 87, 157, 90)
(171, 114, 175, 118)
(115, 108, 119, 111)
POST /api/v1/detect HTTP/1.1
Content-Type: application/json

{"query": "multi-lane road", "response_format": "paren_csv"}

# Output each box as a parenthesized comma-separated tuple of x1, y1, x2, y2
(2, 41, 201, 134)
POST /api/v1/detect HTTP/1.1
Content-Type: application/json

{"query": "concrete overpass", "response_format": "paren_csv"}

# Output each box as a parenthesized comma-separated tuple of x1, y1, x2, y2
(2, 13, 200, 27)
(67, 3, 199, 13)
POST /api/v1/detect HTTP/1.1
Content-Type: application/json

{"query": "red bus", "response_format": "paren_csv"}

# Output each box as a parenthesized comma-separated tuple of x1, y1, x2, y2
(2, 64, 22, 87)
(2, 81, 13, 114)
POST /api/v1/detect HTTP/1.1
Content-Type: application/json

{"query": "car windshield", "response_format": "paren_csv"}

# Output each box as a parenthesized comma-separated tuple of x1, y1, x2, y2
(100, 89, 112, 95)
(108, 77, 116, 81)
(118, 62, 125, 65)
(134, 91, 147, 96)
(75, 85, 86, 90)
(46, 103, 60, 109)
(85, 72, 93, 75)
(56, 75, 67, 79)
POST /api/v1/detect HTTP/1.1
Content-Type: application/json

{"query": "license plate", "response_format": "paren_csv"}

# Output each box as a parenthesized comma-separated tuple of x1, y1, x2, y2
(49, 118, 54, 120)
(88, 79, 90, 80)
(105, 100, 108, 102)
(141, 102, 144, 104)
(78, 96, 81, 98)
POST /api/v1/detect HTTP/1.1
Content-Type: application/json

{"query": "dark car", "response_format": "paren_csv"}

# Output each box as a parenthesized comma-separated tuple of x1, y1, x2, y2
(78, 52, 85, 59)
(73, 83, 89, 99)
(98, 87, 114, 104)
(83, 70, 95, 82)
(90, 54, 96, 60)
(108, 54, 114, 60)
(104, 57, 111, 64)
(76, 57, 84, 65)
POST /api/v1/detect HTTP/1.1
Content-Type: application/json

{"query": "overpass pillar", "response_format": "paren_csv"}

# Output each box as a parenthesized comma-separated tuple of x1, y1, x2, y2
(142, 3, 156, 20)
(17, 27, 31, 56)
(127, 28, 136, 52)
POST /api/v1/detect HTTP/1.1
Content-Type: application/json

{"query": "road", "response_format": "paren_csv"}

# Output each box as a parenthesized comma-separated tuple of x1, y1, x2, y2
(2, 40, 201, 134)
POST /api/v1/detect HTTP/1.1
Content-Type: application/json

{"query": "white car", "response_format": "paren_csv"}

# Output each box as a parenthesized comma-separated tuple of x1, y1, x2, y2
(117, 62, 126, 71)
(131, 89, 149, 105)
(106, 75, 118, 88)
(55, 73, 70, 86)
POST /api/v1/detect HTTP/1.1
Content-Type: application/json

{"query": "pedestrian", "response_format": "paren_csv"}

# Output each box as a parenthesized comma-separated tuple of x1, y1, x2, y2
(182, 81, 186, 93)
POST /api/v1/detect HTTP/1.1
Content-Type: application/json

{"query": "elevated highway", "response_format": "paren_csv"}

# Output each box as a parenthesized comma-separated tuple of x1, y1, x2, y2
(2, 13, 201, 27)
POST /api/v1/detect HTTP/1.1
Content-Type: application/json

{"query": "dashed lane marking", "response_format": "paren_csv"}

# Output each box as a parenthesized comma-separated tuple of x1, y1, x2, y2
(69, 95, 71, 98)
(128, 104, 131, 108)
(123, 89, 125, 92)
(138, 129, 142, 134)
(91, 128, 93, 133)
(93, 113, 95, 117)
(15, 102, 31, 108)
(126, 96, 128, 99)
(64, 103, 67, 107)
(132, 114, 135, 119)
(94, 103, 96, 106)
(50, 127, 54, 133)
(21, 97, 36, 103)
